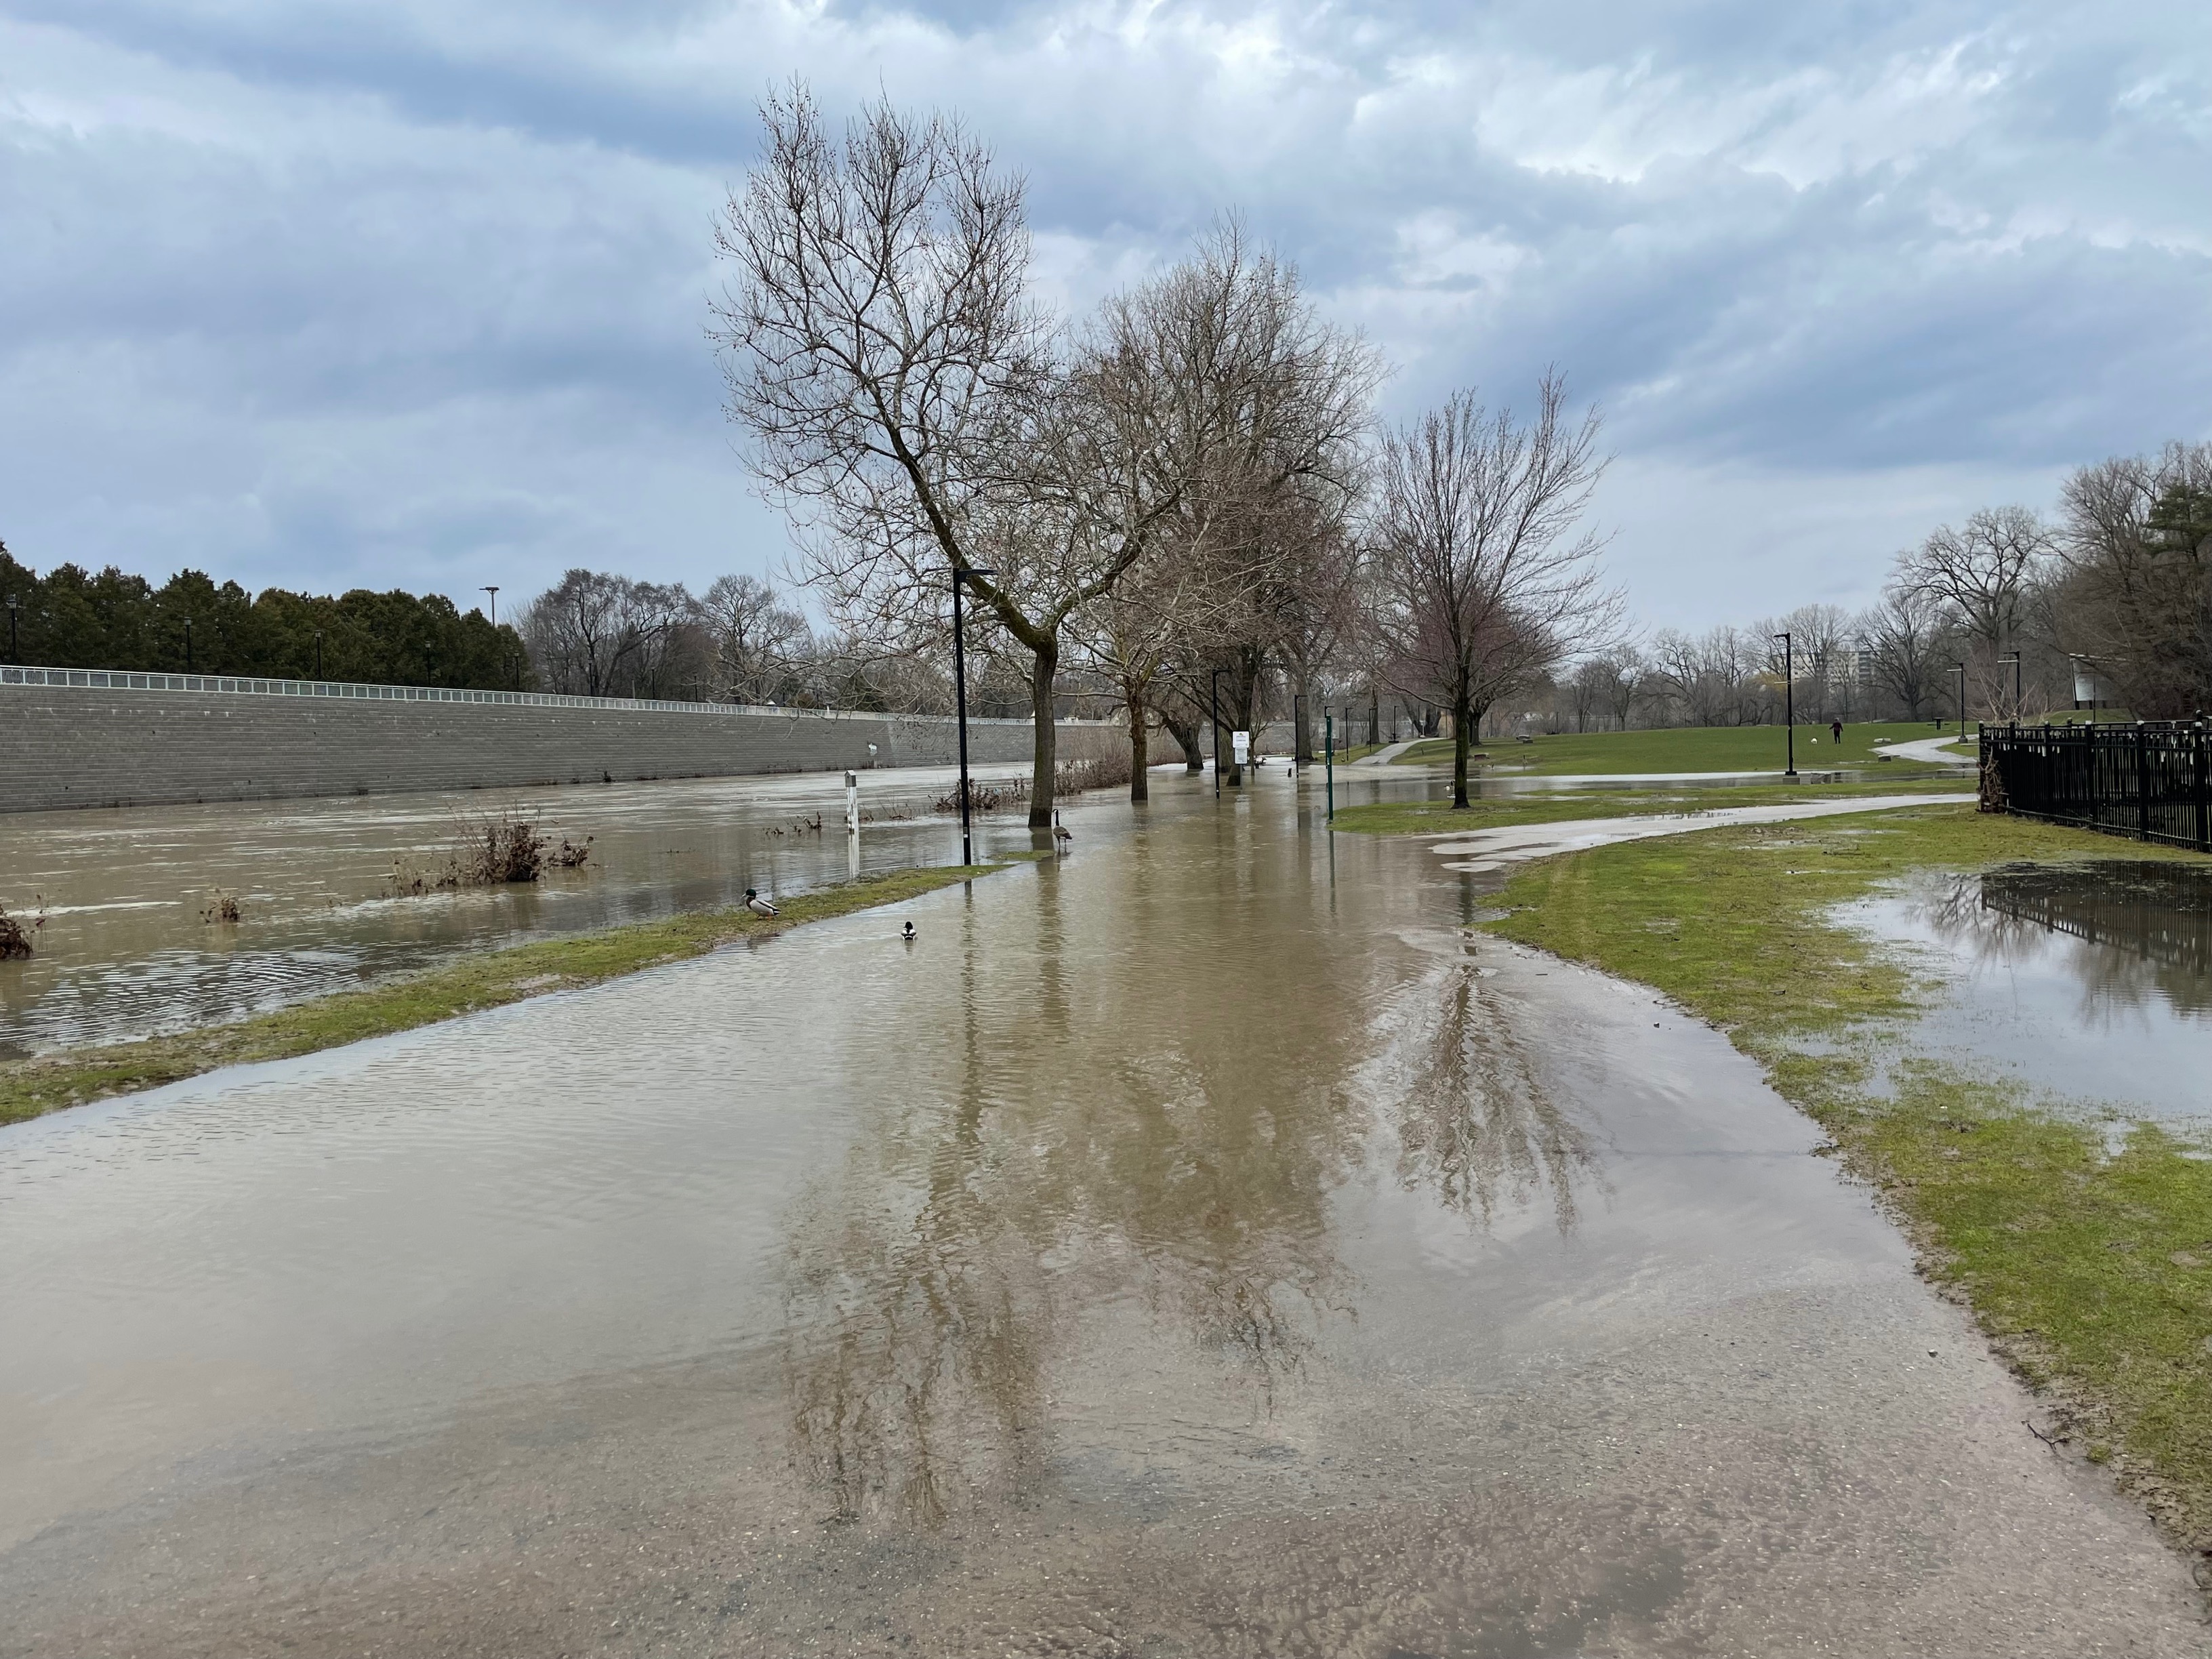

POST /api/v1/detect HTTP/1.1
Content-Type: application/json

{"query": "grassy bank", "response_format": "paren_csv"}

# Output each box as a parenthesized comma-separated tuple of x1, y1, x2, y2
(1389, 720, 1970, 775)
(1330, 776, 1969, 838)
(1485, 804, 2212, 1553)
(0, 861, 1025, 1128)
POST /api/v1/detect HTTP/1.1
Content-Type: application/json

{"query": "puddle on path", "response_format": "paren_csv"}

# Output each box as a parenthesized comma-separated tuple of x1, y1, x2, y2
(1843, 860, 2212, 1130)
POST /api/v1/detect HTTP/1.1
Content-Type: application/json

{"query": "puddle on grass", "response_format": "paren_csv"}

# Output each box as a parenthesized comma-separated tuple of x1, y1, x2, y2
(1842, 861, 2212, 1130)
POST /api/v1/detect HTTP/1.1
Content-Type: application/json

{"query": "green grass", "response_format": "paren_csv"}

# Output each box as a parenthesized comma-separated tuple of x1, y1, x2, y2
(1484, 804, 2212, 1549)
(1389, 721, 1972, 775)
(1330, 776, 1969, 837)
(0, 861, 1031, 1127)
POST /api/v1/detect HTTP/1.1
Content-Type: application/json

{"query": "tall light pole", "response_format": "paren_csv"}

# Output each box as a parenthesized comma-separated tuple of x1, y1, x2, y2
(952, 565, 996, 866)
(184, 617, 193, 674)
(1773, 631, 1796, 777)
(1999, 651, 2021, 715)
(5, 593, 17, 665)
(314, 629, 323, 680)
(483, 586, 499, 628)
(1954, 662, 1968, 739)
(1210, 668, 1224, 798)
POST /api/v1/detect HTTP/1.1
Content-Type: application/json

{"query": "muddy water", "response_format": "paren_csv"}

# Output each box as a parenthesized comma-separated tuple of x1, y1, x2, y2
(1845, 860, 2212, 1132)
(1, 776, 2202, 1656)
(0, 764, 1081, 1054)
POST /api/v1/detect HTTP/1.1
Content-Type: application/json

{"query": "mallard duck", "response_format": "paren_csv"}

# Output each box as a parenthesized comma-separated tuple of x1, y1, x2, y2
(744, 888, 779, 918)
(901, 920, 916, 942)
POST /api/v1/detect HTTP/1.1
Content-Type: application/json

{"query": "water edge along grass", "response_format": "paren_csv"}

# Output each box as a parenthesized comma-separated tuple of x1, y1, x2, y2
(0, 859, 1038, 1127)
(1387, 721, 1975, 775)
(1482, 802, 2212, 1556)
(1328, 775, 1972, 838)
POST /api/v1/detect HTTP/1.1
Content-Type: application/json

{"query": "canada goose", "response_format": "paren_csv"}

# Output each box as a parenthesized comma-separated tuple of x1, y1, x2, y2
(744, 888, 778, 918)
(901, 920, 916, 941)
(1052, 811, 1072, 849)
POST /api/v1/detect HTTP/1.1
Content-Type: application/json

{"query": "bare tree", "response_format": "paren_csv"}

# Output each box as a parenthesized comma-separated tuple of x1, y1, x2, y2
(2056, 443, 2212, 719)
(518, 569, 697, 699)
(1591, 641, 1643, 729)
(699, 573, 811, 703)
(1860, 586, 1951, 720)
(715, 87, 1101, 826)
(1368, 375, 1616, 808)
(1896, 506, 2051, 662)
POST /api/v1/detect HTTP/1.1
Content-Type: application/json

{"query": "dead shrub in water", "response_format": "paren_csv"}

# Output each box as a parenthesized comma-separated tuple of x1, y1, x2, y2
(385, 808, 590, 897)
(929, 756, 1132, 815)
(199, 891, 243, 924)
(0, 900, 45, 960)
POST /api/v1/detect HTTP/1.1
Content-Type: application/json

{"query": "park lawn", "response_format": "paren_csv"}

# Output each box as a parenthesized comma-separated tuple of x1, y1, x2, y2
(1486, 804, 2212, 1553)
(1330, 776, 1969, 837)
(1391, 721, 1966, 774)
(0, 859, 1033, 1127)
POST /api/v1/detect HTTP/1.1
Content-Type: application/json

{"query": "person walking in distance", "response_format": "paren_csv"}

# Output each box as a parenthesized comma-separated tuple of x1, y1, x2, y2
(1830, 718, 1843, 745)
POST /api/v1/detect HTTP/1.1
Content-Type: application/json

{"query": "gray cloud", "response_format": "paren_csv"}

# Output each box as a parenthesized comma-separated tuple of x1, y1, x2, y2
(1, 0, 2206, 628)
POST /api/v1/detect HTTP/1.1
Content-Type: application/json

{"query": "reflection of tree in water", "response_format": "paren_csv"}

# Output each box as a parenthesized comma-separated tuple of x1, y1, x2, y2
(1387, 957, 1600, 1233)
(777, 839, 1384, 1525)
(1908, 863, 2212, 1019)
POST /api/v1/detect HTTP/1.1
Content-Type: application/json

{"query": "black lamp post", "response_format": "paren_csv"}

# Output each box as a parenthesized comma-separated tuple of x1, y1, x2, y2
(1999, 651, 2021, 714)
(952, 565, 996, 866)
(1774, 631, 1795, 777)
(1954, 663, 1968, 739)
(5, 593, 17, 665)
(483, 586, 499, 628)
(1210, 668, 1224, 797)
(314, 629, 323, 680)
(184, 617, 193, 673)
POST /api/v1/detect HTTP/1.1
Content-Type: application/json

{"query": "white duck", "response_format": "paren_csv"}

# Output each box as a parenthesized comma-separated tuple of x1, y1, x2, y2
(744, 888, 779, 918)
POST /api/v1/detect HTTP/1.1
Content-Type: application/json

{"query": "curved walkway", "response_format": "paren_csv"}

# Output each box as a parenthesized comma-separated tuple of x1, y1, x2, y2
(1427, 792, 1975, 873)
(1875, 733, 1978, 766)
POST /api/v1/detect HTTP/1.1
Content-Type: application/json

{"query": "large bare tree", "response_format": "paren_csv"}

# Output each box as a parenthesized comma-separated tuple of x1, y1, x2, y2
(1368, 374, 1616, 806)
(2056, 442, 2212, 719)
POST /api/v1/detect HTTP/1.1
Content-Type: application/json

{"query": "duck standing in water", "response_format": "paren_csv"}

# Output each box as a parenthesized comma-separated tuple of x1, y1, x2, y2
(901, 920, 917, 942)
(744, 888, 779, 918)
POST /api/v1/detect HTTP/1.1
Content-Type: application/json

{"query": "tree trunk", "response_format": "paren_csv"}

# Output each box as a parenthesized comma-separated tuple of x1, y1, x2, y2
(1451, 693, 1473, 808)
(1126, 692, 1150, 803)
(1294, 676, 1314, 762)
(1029, 637, 1059, 829)
(1160, 707, 1204, 773)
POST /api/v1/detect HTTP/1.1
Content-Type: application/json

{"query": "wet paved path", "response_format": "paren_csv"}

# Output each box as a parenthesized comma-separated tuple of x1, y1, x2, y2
(1, 775, 2203, 1656)
(1875, 735, 1979, 766)
(1425, 794, 1973, 872)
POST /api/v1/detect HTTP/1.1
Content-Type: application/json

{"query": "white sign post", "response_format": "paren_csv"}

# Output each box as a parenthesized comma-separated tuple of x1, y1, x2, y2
(1232, 730, 1251, 766)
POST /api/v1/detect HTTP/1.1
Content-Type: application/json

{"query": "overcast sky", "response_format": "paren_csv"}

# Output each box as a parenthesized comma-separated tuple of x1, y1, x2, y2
(3, 1, 2207, 632)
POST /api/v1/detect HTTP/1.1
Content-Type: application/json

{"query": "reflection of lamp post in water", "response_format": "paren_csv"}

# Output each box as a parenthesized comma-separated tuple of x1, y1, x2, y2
(1210, 668, 1224, 798)
(951, 565, 996, 867)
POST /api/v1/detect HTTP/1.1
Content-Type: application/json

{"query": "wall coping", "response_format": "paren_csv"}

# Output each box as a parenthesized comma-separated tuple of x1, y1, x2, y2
(0, 664, 1108, 728)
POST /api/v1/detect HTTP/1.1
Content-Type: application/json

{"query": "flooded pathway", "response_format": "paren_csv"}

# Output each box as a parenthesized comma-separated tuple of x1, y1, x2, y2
(1, 775, 2201, 1656)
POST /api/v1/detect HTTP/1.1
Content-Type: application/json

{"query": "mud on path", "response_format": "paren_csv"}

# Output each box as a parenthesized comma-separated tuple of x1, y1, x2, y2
(1, 775, 2202, 1656)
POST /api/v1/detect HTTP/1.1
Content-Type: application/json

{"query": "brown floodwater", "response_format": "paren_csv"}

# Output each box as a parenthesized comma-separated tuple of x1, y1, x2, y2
(0, 763, 1179, 1055)
(1, 773, 2202, 1656)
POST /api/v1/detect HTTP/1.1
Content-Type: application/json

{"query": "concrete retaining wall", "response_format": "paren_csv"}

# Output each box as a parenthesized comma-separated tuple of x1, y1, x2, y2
(0, 669, 1170, 815)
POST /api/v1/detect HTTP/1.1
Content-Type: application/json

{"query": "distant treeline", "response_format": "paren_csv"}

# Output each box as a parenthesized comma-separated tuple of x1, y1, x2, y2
(0, 544, 531, 690)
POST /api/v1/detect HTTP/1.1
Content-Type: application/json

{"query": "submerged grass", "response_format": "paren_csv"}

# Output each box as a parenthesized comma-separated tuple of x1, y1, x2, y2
(0, 860, 1031, 1128)
(1485, 803, 2212, 1552)
(1330, 775, 1968, 838)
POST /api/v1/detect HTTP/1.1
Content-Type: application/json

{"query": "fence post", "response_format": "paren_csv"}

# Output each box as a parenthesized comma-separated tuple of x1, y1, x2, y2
(2136, 724, 2151, 841)
(2198, 724, 2209, 853)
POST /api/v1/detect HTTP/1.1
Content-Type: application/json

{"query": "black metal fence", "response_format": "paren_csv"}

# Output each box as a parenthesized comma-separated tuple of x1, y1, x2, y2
(1981, 721, 2212, 851)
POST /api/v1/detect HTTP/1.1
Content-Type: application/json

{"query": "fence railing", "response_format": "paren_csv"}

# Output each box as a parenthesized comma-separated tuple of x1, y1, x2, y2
(1981, 721, 2212, 852)
(0, 663, 1078, 727)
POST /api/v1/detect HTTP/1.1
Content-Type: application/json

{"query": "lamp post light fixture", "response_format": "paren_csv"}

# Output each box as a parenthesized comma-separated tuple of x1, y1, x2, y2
(1772, 631, 1797, 777)
(951, 565, 996, 867)
(483, 586, 499, 628)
